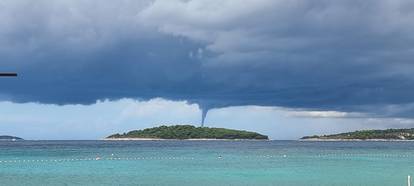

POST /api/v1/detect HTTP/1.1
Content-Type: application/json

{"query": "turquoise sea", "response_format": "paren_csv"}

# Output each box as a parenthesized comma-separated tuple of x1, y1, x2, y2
(1, 140, 414, 186)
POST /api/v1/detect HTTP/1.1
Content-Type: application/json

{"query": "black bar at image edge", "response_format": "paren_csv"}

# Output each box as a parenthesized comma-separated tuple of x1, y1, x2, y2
(0, 73, 17, 77)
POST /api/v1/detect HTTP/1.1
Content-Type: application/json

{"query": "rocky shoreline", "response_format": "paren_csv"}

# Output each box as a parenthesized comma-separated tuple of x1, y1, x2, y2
(103, 138, 269, 141)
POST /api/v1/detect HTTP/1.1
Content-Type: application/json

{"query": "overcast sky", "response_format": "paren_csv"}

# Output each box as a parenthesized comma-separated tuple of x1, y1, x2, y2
(1, 0, 414, 139)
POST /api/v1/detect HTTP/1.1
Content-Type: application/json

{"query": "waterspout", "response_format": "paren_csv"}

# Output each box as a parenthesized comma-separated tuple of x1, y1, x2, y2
(201, 108, 209, 127)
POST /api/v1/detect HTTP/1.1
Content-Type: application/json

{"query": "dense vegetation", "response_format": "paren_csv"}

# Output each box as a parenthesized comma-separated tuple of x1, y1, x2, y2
(107, 125, 268, 140)
(301, 128, 414, 140)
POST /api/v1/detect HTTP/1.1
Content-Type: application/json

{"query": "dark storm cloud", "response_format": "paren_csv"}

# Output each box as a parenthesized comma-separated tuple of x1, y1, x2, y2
(1, 0, 414, 118)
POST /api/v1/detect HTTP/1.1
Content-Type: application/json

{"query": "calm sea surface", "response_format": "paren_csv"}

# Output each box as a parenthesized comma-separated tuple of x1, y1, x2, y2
(0, 140, 414, 186)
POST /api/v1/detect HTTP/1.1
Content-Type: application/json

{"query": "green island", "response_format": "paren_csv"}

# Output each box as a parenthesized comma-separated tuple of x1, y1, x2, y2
(0, 135, 23, 141)
(106, 125, 268, 140)
(301, 128, 414, 140)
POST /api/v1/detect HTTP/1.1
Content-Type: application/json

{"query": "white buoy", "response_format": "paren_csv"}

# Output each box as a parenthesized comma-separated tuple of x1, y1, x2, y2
(408, 175, 411, 186)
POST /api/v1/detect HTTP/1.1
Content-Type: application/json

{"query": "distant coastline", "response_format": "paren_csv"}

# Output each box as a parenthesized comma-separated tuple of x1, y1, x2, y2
(299, 138, 414, 142)
(0, 135, 23, 141)
(301, 128, 414, 141)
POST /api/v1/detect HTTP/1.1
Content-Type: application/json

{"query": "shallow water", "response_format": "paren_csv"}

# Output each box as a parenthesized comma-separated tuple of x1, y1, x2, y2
(0, 140, 413, 186)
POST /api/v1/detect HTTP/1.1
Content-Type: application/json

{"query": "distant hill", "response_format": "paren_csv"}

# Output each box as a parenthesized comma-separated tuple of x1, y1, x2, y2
(0, 135, 23, 141)
(301, 128, 414, 140)
(107, 125, 268, 140)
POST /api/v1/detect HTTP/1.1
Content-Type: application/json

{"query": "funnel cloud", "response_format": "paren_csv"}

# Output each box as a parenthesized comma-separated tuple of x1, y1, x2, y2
(1, 0, 414, 123)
